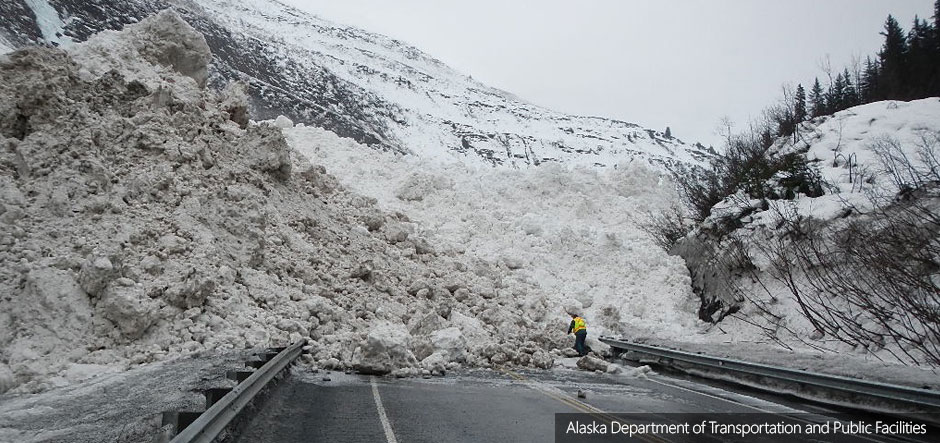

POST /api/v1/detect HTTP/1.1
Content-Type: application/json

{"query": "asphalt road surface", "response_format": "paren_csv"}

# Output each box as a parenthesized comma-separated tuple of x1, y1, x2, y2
(234, 365, 930, 443)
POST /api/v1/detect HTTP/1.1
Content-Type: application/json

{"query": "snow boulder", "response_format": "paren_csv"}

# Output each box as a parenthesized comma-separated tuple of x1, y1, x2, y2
(430, 327, 466, 362)
(68, 9, 211, 95)
(97, 284, 159, 339)
(0, 363, 13, 394)
(220, 81, 250, 128)
(352, 323, 418, 375)
(574, 292, 594, 309)
(531, 350, 554, 369)
(395, 172, 454, 202)
(78, 254, 117, 297)
(273, 115, 294, 129)
(134, 10, 212, 87)
(576, 355, 609, 372)
(242, 124, 292, 181)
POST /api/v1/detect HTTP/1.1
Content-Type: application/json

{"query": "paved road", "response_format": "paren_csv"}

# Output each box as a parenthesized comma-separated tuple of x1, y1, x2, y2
(234, 365, 927, 443)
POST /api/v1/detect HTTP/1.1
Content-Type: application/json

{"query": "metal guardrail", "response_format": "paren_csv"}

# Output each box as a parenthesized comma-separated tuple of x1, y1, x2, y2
(600, 337, 940, 411)
(170, 340, 306, 443)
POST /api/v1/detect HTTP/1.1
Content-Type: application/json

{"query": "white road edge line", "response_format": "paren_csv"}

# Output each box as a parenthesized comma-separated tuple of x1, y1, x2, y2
(371, 376, 399, 443)
(647, 377, 889, 443)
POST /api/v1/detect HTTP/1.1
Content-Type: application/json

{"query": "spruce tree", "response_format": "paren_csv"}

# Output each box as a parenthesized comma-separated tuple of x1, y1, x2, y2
(810, 78, 826, 117)
(830, 72, 846, 112)
(879, 15, 909, 99)
(842, 68, 857, 108)
(930, 2, 940, 96)
(794, 84, 807, 123)
(861, 56, 881, 102)
(664, 127, 672, 138)
(907, 17, 933, 98)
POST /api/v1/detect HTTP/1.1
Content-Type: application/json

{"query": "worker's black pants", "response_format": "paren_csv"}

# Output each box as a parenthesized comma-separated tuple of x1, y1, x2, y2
(574, 330, 587, 356)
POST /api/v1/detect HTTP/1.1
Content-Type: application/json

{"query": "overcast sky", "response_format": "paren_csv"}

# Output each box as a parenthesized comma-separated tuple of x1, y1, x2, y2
(282, 0, 935, 147)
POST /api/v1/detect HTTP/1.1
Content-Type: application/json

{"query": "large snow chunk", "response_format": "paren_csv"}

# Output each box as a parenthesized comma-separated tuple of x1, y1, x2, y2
(78, 254, 116, 297)
(395, 173, 454, 202)
(97, 284, 159, 339)
(243, 124, 293, 181)
(429, 327, 466, 362)
(220, 81, 250, 128)
(576, 355, 608, 372)
(352, 323, 417, 375)
(134, 10, 212, 87)
(0, 363, 13, 394)
(563, 300, 583, 317)
(273, 115, 294, 129)
(69, 10, 211, 92)
(2, 268, 93, 389)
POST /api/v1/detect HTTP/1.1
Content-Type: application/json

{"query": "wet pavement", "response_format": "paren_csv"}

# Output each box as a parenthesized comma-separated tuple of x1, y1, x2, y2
(234, 365, 931, 443)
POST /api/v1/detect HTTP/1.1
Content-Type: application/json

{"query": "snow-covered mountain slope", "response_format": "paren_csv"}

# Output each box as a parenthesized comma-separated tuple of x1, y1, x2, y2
(0, 0, 713, 169)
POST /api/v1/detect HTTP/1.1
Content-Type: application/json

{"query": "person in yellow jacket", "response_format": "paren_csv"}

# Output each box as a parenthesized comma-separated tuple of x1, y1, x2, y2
(567, 313, 588, 356)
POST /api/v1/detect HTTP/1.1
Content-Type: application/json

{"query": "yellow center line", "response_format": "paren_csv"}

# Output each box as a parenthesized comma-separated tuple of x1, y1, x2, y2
(501, 369, 673, 443)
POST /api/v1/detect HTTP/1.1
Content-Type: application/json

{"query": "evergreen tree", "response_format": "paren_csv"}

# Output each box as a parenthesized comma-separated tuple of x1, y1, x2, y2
(879, 15, 909, 99)
(927, 2, 940, 97)
(664, 126, 672, 138)
(861, 56, 881, 102)
(810, 78, 826, 117)
(907, 17, 934, 98)
(794, 84, 807, 123)
(842, 68, 858, 108)
(936, 0, 940, 31)
(829, 72, 846, 112)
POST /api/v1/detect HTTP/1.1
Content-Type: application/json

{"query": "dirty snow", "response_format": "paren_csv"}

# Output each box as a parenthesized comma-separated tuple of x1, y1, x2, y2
(0, 349, 249, 443)
(0, 11, 577, 396)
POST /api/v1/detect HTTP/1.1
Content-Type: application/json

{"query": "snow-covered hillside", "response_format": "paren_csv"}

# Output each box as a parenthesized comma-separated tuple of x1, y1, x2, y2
(0, 0, 712, 169)
(674, 98, 940, 367)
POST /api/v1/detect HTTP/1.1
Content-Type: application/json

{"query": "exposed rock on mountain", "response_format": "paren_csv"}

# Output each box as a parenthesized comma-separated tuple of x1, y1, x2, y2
(0, 0, 712, 169)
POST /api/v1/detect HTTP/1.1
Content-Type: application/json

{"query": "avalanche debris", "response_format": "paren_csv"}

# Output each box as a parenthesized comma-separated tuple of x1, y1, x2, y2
(0, 11, 567, 393)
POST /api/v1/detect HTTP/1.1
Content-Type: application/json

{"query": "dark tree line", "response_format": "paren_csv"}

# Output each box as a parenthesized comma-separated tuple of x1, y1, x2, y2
(776, 3, 940, 139)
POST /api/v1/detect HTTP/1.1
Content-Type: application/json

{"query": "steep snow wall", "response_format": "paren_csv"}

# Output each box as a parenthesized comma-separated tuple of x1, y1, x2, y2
(0, 11, 566, 394)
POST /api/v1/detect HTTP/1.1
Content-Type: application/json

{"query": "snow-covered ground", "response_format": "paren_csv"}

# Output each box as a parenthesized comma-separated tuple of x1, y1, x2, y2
(0, 349, 249, 443)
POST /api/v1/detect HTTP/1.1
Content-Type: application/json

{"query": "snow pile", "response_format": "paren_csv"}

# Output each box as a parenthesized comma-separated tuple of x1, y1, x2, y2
(0, 11, 571, 394)
(286, 125, 705, 348)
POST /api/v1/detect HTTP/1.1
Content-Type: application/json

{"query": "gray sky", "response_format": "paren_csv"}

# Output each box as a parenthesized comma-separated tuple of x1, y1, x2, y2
(282, 0, 935, 147)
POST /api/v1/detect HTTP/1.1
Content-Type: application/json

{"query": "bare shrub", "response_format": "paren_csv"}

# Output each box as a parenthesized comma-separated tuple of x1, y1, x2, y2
(676, 131, 824, 223)
(637, 204, 695, 251)
(870, 133, 940, 191)
(765, 189, 940, 366)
